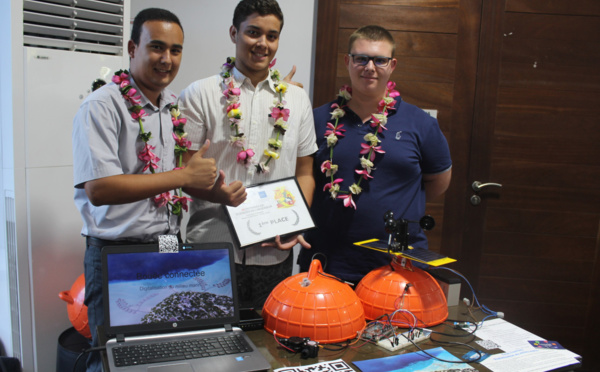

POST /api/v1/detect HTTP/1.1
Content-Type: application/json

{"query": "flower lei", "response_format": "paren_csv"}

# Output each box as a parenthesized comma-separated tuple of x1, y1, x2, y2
(220, 57, 289, 174)
(321, 81, 400, 209)
(112, 69, 192, 216)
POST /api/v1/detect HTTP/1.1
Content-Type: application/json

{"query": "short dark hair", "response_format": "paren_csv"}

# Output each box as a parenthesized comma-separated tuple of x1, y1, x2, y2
(131, 8, 184, 45)
(348, 25, 396, 56)
(232, 0, 284, 31)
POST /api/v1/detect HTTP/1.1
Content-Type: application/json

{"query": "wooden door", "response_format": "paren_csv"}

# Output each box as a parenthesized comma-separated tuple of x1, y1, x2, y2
(460, 1, 600, 369)
(313, 0, 600, 370)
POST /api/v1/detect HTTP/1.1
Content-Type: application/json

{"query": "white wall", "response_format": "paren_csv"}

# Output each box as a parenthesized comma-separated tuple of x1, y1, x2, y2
(0, 1, 316, 371)
(0, 2, 33, 369)
(0, 0, 14, 359)
(131, 0, 317, 102)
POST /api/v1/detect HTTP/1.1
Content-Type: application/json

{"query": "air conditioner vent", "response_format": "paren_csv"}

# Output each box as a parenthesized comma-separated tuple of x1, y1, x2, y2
(23, 0, 124, 56)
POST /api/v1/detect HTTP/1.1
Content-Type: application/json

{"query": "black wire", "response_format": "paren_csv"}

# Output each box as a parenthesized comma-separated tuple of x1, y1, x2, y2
(424, 322, 479, 358)
(358, 279, 488, 366)
(72, 352, 86, 372)
(380, 322, 483, 364)
(430, 332, 477, 346)
(428, 321, 479, 337)
(369, 309, 484, 364)
(426, 337, 484, 363)
(72, 346, 106, 372)
(374, 313, 393, 325)
(415, 322, 484, 363)
(320, 342, 349, 352)
(316, 271, 345, 283)
(309, 253, 328, 270)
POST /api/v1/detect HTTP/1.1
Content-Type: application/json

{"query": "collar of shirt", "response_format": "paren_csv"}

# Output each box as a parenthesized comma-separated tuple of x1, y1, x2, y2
(231, 66, 277, 94)
(128, 77, 178, 111)
(337, 94, 401, 124)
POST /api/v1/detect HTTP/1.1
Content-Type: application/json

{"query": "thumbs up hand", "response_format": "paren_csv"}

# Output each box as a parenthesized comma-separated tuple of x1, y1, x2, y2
(283, 65, 303, 88)
(185, 140, 217, 189)
(207, 170, 246, 207)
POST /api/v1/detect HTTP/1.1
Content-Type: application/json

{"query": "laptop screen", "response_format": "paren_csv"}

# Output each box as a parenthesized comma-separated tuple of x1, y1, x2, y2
(102, 243, 240, 337)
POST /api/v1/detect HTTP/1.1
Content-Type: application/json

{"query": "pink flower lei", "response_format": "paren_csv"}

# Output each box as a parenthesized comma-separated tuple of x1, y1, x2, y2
(321, 81, 400, 209)
(220, 57, 290, 174)
(112, 69, 192, 216)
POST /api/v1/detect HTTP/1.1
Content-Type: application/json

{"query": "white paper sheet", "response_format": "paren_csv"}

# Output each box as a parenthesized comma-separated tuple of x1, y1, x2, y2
(481, 348, 580, 372)
(475, 318, 581, 372)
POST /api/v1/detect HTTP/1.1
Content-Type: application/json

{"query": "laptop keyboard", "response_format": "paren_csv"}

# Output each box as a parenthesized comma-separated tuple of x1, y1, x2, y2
(112, 333, 254, 367)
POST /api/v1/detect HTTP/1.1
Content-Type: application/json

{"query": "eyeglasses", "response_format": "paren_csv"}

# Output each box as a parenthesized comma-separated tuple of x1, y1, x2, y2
(348, 54, 393, 67)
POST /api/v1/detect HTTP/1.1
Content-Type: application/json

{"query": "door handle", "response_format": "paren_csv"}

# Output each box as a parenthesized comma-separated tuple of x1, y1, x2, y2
(472, 181, 502, 192)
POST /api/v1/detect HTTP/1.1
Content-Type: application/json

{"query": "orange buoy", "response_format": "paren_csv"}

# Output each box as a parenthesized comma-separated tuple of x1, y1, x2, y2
(356, 258, 448, 327)
(262, 259, 365, 343)
(59, 274, 91, 339)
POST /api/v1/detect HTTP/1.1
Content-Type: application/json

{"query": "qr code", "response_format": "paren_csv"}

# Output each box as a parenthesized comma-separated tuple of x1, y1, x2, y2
(158, 235, 179, 253)
(275, 359, 355, 372)
(476, 339, 501, 350)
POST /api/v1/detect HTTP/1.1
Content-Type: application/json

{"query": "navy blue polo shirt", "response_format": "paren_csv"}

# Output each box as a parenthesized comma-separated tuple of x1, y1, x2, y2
(299, 98, 452, 283)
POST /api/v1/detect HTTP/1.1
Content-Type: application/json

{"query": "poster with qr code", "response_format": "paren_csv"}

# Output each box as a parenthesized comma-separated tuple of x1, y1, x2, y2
(274, 359, 356, 372)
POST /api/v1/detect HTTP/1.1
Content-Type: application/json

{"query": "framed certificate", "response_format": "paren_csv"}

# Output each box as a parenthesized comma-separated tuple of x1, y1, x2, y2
(224, 177, 316, 248)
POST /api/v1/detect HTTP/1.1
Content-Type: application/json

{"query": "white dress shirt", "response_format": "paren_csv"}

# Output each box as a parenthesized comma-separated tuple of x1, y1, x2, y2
(179, 67, 317, 265)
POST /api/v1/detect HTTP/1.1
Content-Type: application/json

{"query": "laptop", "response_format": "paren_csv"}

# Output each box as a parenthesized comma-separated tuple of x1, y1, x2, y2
(101, 242, 271, 372)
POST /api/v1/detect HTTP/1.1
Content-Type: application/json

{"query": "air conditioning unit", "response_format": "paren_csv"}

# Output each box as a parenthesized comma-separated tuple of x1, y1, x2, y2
(7, 1, 129, 370)
(23, 0, 125, 56)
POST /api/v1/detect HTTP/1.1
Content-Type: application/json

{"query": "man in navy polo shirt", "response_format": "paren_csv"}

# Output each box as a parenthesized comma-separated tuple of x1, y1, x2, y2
(298, 25, 452, 285)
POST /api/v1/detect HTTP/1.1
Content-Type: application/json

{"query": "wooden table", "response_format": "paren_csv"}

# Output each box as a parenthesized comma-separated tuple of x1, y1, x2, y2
(245, 305, 497, 371)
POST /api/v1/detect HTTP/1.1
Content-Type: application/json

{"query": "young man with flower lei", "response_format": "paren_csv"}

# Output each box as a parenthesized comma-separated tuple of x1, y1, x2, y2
(298, 25, 452, 285)
(72, 8, 218, 372)
(178, 0, 317, 309)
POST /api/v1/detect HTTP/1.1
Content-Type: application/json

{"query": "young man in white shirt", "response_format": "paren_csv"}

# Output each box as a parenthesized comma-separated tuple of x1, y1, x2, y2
(179, 0, 316, 309)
